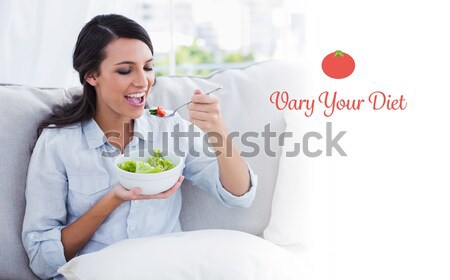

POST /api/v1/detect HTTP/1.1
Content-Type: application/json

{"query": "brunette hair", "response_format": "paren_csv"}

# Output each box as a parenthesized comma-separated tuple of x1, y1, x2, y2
(37, 14, 153, 135)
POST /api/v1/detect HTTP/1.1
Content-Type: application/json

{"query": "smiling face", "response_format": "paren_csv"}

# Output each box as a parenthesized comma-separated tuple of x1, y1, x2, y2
(86, 38, 155, 125)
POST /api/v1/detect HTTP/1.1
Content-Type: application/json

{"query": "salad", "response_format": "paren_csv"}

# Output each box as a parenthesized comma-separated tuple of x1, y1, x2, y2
(117, 149, 175, 174)
(149, 106, 166, 117)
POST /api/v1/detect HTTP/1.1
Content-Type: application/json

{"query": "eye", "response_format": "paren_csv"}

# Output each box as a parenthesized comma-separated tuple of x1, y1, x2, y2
(117, 69, 131, 75)
(144, 66, 153, 72)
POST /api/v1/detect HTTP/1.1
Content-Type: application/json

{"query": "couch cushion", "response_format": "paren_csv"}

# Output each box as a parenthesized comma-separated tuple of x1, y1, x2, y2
(0, 84, 72, 279)
(149, 60, 302, 235)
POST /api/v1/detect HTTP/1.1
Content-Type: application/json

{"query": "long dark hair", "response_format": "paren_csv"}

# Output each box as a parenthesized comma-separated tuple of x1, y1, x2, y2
(37, 14, 153, 136)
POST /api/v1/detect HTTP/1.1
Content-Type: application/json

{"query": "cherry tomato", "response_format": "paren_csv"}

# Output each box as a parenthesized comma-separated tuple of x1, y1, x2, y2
(321, 50, 355, 79)
(156, 106, 166, 117)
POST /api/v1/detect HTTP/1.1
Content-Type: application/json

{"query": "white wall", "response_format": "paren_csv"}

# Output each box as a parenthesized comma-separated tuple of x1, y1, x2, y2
(303, 1, 450, 279)
(0, 0, 137, 88)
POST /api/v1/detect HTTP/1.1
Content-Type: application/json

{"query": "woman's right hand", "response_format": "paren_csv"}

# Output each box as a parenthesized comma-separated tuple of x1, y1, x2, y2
(110, 175, 185, 203)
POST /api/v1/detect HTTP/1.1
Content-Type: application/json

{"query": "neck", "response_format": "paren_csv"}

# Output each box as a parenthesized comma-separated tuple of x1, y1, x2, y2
(94, 114, 134, 154)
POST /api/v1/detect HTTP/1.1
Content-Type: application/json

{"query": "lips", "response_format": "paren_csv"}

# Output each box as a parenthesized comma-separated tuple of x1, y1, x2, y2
(124, 92, 145, 106)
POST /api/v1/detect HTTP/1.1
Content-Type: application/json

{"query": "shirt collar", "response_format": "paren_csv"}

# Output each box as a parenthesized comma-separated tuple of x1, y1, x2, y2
(82, 119, 107, 150)
(82, 113, 154, 150)
(134, 112, 153, 142)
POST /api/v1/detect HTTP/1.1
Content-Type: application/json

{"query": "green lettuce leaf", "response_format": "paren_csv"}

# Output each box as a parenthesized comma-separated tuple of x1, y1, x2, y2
(117, 149, 175, 174)
(117, 160, 136, 173)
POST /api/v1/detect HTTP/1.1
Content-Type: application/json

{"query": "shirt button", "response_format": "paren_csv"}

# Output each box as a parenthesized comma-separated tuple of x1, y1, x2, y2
(29, 233, 36, 239)
(133, 200, 139, 204)
(130, 227, 136, 233)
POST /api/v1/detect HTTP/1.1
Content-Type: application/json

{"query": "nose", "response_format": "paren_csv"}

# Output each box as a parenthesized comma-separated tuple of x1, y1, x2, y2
(133, 69, 149, 89)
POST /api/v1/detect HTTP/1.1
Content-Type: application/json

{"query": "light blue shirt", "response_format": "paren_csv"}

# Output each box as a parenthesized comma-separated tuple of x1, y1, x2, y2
(22, 110, 257, 280)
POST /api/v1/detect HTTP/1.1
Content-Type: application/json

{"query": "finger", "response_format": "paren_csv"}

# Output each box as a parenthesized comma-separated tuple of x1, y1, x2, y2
(138, 176, 185, 200)
(136, 188, 176, 200)
(178, 175, 185, 183)
(158, 176, 184, 195)
(152, 176, 185, 198)
(188, 102, 219, 113)
(189, 119, 212, 131)
(189, 110, 217, 122)
(125, 187, 143, 200)
(147, 184, 180, 199)
(136, 194, 160, 199)
(132, 187, 142, 196)
(191, 93, 219, 104)
(194, 89, 202, 95)
(187, 104, 211, 114)
(192, 94, 218, 104)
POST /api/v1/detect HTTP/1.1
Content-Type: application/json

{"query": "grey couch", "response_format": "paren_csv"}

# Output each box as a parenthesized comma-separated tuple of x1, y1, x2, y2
(0, 60, 301, 279)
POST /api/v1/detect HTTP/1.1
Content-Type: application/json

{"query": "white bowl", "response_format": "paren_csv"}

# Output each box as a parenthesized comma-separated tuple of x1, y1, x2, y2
(114, 150, 184, 195)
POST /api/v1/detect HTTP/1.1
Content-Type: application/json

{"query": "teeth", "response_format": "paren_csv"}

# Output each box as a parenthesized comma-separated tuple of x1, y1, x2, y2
(126, 92, 145, 98)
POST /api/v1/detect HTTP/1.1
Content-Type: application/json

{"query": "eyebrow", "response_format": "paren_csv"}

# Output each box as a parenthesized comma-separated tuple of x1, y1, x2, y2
(114, 58, 153, 66)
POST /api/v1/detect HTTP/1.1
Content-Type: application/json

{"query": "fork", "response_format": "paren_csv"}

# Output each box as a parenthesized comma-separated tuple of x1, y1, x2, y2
(162, 86, 223, 118)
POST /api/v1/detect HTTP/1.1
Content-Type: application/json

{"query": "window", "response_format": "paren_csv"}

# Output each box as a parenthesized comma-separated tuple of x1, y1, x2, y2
(137, 0, 305, 76)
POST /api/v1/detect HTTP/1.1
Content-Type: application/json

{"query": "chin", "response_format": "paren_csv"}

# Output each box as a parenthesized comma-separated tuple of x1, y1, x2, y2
(130, 109, 145, 119)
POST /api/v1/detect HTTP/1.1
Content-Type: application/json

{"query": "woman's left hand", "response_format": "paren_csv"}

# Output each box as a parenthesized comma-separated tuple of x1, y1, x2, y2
(187, 89, 226, 135)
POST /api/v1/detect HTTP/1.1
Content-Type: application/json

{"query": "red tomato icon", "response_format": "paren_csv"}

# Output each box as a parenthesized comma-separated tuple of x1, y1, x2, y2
(321, 50, 355, 79)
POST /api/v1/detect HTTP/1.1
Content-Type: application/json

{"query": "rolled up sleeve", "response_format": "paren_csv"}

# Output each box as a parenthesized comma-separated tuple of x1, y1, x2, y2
(184, 156, 258, 208)
(23, 227, 67, 279)
(215, 161, 258, 207)
(22, 129, 68, 279)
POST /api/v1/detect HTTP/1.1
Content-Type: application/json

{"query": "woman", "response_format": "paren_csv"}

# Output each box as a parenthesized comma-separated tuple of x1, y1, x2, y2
(22, 14, 257, 280)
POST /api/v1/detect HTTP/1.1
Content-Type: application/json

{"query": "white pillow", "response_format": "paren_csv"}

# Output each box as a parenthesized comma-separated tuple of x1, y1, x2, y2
(263, 110, 310, 246)
(58, 229, 304, 280)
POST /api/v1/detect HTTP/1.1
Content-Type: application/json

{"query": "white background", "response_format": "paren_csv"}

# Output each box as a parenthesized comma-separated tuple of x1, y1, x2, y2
(302, 0, 450, 279)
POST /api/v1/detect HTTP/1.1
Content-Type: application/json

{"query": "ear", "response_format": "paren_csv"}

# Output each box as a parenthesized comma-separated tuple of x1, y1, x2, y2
(85, 71, 98, 87)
